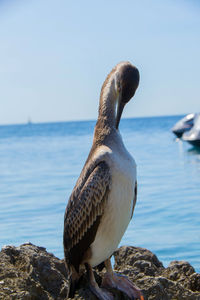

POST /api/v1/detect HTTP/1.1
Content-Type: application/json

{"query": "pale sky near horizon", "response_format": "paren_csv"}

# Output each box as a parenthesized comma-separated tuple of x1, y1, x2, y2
(0, 0, 199, 125)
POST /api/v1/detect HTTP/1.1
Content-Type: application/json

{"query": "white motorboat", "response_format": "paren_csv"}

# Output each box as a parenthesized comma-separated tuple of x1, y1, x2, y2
(172, 113, 196, 138)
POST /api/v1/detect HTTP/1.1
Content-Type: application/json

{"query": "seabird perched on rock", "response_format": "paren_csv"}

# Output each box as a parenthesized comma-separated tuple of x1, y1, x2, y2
(63, 62, 143, 300)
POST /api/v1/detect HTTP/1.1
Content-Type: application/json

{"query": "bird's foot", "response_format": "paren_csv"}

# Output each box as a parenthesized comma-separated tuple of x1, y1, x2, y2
(89, 282, 114, 300)
(101, 272, 144, 300)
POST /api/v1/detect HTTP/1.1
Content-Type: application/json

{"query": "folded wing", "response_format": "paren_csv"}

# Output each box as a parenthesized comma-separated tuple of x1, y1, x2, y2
(63, 161, 111, 272)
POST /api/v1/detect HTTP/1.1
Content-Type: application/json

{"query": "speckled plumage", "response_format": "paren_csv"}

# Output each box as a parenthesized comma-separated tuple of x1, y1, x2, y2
(63, 62, 140, 291)
(64, 161, 111, 272)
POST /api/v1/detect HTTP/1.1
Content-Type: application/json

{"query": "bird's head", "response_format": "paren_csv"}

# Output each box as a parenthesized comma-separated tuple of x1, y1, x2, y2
(114, 62, 139, 129)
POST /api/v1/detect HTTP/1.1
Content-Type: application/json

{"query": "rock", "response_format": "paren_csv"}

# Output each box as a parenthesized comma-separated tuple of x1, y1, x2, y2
(0, 243, 200, 300)
(0, 243, 69, 300)
(114, 246, 200, 300)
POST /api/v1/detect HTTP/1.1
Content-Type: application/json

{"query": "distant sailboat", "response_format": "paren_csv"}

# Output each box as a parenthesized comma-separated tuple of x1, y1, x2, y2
(27, 117, 32, 125)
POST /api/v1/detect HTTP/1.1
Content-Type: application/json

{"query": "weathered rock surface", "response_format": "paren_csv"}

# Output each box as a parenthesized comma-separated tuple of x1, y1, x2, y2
(113, 246, 200, 300)
(0, 243, 69, 300)
(0, 243, 200, 300)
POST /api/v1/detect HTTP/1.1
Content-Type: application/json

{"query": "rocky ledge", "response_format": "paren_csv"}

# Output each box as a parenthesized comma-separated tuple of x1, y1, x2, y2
(0, 243, 200, 300)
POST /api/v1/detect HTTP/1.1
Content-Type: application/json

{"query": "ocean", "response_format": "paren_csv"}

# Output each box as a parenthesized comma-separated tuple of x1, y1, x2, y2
(0, 115, 199, 272)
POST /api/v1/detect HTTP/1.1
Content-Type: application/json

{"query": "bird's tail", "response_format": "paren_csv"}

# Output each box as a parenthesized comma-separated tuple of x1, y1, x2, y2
(67, 264, 80, 298)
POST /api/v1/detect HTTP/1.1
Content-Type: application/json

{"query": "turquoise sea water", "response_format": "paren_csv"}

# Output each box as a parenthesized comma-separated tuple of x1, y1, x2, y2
(0, 116, 200, 272)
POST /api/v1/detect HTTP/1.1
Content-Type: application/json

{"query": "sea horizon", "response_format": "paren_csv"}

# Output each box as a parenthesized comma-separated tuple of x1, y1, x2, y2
(0, 113, 188, 128)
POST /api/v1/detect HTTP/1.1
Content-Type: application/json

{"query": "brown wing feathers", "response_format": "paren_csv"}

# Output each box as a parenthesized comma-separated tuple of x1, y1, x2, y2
(63, 161, 111, 272)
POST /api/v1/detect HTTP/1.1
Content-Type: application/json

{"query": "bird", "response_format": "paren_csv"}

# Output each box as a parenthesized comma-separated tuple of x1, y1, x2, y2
(63, 61, 143, 300)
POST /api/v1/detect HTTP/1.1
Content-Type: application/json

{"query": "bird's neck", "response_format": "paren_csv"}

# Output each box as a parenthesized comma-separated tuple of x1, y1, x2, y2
(94, 77, 117, 144)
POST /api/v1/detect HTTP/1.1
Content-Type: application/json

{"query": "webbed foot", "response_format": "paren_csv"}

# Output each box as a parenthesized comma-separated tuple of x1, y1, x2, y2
(89, 283, 114, 300)
(102, 272, 144, 300)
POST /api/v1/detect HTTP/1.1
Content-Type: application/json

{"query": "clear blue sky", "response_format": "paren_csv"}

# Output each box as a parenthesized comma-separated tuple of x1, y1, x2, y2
(0, 0, 199, 125)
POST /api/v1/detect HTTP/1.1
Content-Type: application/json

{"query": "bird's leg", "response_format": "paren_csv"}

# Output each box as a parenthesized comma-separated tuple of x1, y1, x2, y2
(85, 263, 114, 300)
(101, 258, 144, 300)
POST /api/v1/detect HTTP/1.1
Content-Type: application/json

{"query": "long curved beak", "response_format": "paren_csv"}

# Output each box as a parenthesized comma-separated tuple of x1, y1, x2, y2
(116, 101, 125, 129)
